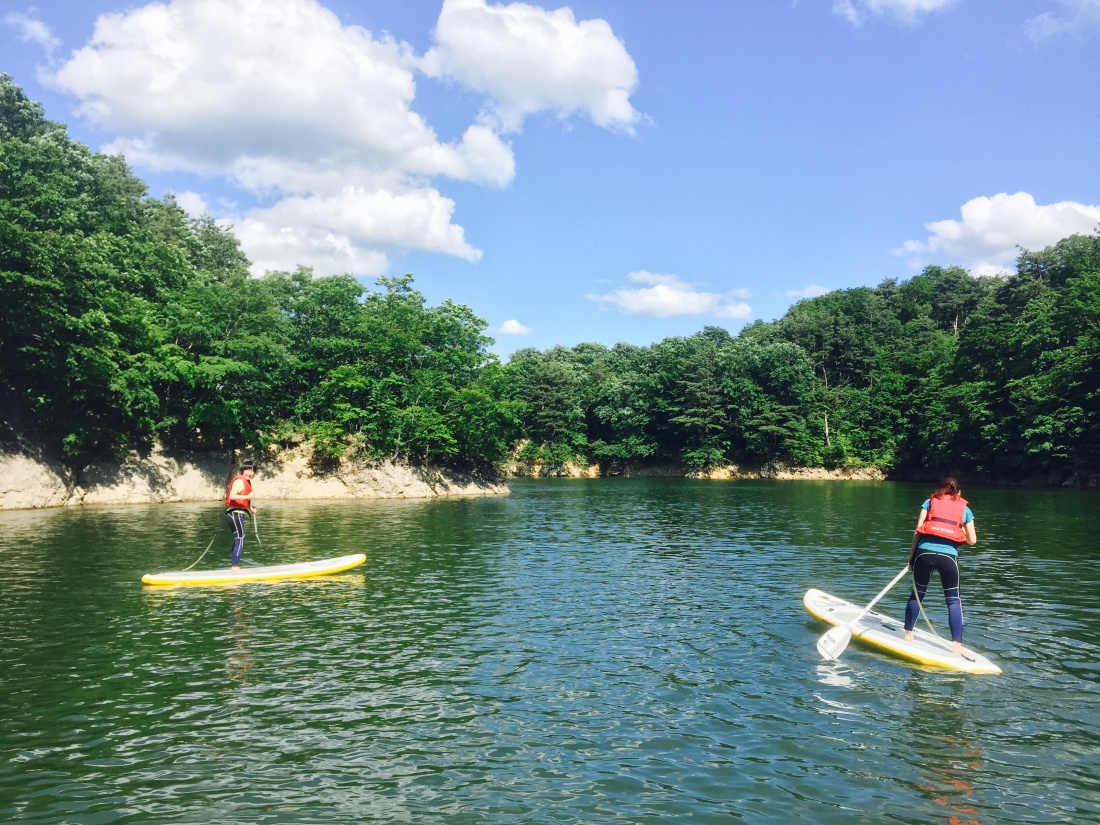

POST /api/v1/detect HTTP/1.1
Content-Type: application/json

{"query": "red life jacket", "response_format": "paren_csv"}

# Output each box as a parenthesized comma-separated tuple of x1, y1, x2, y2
(916, 495, 968, 543)
(225, 474, 253, 510)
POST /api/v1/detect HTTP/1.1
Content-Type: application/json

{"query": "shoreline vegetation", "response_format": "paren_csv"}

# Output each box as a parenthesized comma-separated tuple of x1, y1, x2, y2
(2, 438, 1095, 511)
(4, 75, 1100, 503)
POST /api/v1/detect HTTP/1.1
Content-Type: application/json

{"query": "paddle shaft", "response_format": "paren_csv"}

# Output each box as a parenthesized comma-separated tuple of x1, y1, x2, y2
(844, 565, 911, 630)
(816, 564, 912, 660)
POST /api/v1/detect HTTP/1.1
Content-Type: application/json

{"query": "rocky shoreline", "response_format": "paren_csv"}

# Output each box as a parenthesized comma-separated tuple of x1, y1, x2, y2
(0, 444, 509, 511)
(506, 459, 1100, 489)
(505, 459, 887, 482)
(4, 445, 1096, 512)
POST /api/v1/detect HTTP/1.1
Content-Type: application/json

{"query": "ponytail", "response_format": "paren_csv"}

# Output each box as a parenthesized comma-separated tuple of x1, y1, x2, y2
(931, 476, 961, 499)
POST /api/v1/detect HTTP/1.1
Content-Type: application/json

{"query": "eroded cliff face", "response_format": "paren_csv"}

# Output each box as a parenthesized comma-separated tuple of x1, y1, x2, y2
(502, 459, 886, 481)
(0, 444, 508, 511)
(502, 459, 1100, 488)
(0, 450, 73, 509)
(5, 439, 1093, 512)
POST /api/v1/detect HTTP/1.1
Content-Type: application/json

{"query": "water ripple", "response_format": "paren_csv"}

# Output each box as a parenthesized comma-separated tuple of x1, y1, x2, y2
(1, 482, 1098, 823)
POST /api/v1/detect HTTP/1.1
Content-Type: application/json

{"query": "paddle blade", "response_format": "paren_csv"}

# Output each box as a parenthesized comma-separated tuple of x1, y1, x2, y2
(816, 626, 853, 661)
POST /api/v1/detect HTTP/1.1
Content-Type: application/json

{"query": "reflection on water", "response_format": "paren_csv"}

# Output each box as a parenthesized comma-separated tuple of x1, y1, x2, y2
(224, 594, 255, 685)
(814, 662, 855, 690)
(903, 676, 985, 825)
(1, 480, 1098, 823)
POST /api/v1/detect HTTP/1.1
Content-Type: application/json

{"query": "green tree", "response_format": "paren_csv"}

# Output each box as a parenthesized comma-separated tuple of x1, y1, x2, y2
(586, 343, 660, 467)
(287, 272, 513, 468)
(0, 75, 191, 462)
(505, 347, 589, 465)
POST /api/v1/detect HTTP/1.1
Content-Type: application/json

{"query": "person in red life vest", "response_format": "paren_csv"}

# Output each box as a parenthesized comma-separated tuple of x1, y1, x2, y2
(903, 477, 977, 657)
(225, 461, 258, 573)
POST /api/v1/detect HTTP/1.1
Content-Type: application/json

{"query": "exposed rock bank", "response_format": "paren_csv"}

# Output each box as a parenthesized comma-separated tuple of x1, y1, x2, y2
(689, 465, 887, 481)
(6, 444, 1095, 512)
(505, 460, 887, 481)
(506, 459, 1100, 488)
(0, 444, 509, 511)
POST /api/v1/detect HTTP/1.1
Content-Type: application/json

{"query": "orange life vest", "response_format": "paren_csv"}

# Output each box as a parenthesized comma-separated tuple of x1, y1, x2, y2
(916, 494, 968, 543)
(225, 474, 253, 510)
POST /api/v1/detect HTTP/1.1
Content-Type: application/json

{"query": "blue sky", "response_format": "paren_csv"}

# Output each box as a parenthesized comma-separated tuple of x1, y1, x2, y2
(3, 0, 1099, 357)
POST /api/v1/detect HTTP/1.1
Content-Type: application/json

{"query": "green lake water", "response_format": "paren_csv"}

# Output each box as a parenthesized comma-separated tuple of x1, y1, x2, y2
(1, 478, 1098, 823)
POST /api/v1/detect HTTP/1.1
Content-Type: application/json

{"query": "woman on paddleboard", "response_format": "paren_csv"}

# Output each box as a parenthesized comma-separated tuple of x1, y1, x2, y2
(904, 477, 976, 656)
(226, 461, 258, 573)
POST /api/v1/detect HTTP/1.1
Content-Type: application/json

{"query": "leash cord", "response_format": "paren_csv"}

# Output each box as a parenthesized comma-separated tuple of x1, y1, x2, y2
(182, 532, 219, 572)
(179, 509, 260, 573)
(909, 563, 944, 640)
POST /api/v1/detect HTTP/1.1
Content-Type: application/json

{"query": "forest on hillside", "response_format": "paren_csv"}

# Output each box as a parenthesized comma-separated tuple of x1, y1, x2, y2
(3, 75, 1099, 478)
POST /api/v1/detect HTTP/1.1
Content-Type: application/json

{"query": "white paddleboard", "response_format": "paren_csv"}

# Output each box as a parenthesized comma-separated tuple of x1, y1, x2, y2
(142, 553, 366, 586)
(804, 588, 1001, 674)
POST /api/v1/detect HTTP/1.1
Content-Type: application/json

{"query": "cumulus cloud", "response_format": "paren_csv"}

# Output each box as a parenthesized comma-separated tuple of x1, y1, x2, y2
(1024, 0, 1100, 41)
(52, 2, 445, 172)
(3, 10, 61, 58)
(174, 190, 210, 218)
(42, 0, 640, 278)
(233, 217, 391, 280)
(495, 319, 533, 335)
(232, 185, 480, 277)
(588, 272, 752, 320)
(833, 0, 958, 26)
(422, 0, 644, 134)
(892, 192, 1100, 275)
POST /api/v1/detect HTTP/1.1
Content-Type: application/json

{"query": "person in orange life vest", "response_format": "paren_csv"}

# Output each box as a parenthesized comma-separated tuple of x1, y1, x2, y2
(904, 477, 977, 657)
(225, 461, 258, 573)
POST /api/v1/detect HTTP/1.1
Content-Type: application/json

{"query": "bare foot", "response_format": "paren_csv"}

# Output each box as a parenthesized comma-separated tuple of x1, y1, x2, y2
(954, 642, 976, 661)
(903, 631, 913, 642)
(231, 565, 242, 574)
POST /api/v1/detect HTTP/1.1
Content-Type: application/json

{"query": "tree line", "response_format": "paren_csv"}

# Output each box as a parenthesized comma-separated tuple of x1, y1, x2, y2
(508, 239, 1100, 477)
(3, 75, 1099, 477)
(0, 75, 518, 471)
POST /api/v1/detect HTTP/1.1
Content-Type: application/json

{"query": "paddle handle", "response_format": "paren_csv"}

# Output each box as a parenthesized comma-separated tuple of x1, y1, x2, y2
(845, 565, 910, 629)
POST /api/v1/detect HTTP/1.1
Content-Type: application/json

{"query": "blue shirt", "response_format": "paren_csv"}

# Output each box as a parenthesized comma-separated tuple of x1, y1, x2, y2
(916, 498, 973, 557)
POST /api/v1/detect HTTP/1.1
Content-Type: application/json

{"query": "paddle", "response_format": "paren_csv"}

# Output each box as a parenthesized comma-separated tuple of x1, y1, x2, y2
(816, 565, 911, 661)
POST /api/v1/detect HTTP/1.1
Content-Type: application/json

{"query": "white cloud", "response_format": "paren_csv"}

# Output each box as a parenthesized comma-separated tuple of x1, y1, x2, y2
(588, 272, 752, 320)
(893, 192, 1100, 275)
(833, 0, 958, 26)
(233, 185, 480, 276)
(232, 217, 391, 280)
(39, 0, 637, 279)
(784, 285, 832, 299)
(174, 190, 209, 217)
(496, 319, 533, 335)
(3, 11, 60, 58)
(258, 186, 476, 256)
(52, 1, 426, 167)
(422, 0, 644, 134)
(1024, 0, 1100, 41)
(43, 0, 495, 276)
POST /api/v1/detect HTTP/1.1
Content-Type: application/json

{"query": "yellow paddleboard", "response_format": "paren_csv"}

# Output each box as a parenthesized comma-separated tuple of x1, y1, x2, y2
(142, 553, 366, 586)
(804, 588, 1001, 674)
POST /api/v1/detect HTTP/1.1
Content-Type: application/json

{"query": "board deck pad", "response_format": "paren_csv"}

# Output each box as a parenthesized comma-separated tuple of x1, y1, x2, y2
(804, 588, 1001, 674)
(142, 553, 366, 586)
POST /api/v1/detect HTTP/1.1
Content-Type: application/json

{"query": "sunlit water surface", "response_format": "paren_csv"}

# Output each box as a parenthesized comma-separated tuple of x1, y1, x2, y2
(1, 479, 1098, 823)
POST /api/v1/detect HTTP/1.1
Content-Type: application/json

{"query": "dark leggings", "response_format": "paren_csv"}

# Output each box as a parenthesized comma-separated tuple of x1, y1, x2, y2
(226, 509, 248, 566)
(905, 551, 963, 641)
